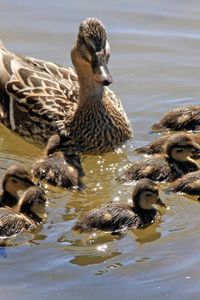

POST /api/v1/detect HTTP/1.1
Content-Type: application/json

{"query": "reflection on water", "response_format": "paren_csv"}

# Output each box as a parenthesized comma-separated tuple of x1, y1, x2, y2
(1, 0, 200, 299)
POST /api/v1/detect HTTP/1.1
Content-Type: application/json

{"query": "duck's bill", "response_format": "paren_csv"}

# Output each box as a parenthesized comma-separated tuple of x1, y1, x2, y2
(93, 63, 113, 86)
(156, 198, 168, 208)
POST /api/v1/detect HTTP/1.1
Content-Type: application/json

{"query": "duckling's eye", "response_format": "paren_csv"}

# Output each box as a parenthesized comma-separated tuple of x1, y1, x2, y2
(175, 148, 183, 153)
(37, 199, 44, 205)
(11, 178, 18, 183)
(145, 192, 154, 198)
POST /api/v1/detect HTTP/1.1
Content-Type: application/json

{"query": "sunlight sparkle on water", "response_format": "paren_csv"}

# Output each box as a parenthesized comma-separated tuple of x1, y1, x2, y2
(97, 244, 108, 252)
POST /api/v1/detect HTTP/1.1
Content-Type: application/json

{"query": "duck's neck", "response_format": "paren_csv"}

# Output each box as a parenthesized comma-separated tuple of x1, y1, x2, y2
(25, 210, 43, 224)
(77, 66, 104, 108)
(0, 190, 18, 207)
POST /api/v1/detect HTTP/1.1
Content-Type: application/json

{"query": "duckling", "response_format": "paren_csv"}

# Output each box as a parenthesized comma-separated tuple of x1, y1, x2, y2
(117, 134, 200, 183)
(72, 179, 167, 234)
(0, 18, 132, 154)
(135, 133, 200, 159)
(0, 165, 34, 208)
(33, 132, 84, 189)
(135, 135, 169, 155)
(152, 106, 200, 132)
(167, 170, 200, 197)
(0, 186, 46, 238)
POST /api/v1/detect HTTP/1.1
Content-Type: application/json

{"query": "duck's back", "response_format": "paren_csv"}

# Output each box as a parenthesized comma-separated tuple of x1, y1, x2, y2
(152, 106, 200, 132)
(0, 207, 35, 237)
(0, 42, 80, 145)
(169, 170, 200, 195)
(116, 156, 198, 183)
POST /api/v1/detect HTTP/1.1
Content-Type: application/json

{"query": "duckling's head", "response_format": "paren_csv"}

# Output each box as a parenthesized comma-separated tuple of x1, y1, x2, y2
(132, 179, 166, 210)
(71, 17, 112, 86)
(165, 133, 200, 162)
(45, 133, 84, 178)
(2, 165, 34, 196)
(20, 187, 46, 220)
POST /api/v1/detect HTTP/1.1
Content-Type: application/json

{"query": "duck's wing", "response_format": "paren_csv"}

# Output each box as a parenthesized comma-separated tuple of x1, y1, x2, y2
(0, 208, 34, 237)
(23, 56, 78, 85)
(0, 44, 79, 135)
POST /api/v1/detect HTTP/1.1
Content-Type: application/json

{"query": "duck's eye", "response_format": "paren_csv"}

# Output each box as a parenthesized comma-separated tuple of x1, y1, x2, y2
(11, 178, 18, 183)
(175, 148, 183, 153)
(145, 192, 154, 198)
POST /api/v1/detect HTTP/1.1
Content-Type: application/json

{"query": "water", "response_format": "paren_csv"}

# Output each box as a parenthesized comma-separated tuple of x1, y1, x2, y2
(0, 0, 200, 299)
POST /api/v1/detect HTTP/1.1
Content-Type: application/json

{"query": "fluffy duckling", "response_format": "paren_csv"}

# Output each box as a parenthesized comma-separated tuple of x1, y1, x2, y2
(33, 132, 85, 189)
(117, 134, 200, 183)
(167, 170, 200, 197)
(73, 179, 167, 234)
(135, 135, 169, 155)
(152, 106, 200, 132)
(0, 186, 46, 238)
(0, 165, 34, 208)
(135, 133, 200, 159)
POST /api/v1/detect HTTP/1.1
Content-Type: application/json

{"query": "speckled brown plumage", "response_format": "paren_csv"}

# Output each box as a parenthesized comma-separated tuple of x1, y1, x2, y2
(0, 186, 46, 237)
(152, 106, 200, 132)
(33, 133, 84, 189)
(0, 18, 132, 154)
(135, 133, 200, 159)
(117, 134, 200, 183)
(73, 179, 166, 233)
(167, 170, 200, 196)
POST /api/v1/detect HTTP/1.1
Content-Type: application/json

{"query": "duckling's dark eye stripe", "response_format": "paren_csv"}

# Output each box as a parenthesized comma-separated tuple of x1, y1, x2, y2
(143, 188, 158, 194)
(11, 175, 33, 185)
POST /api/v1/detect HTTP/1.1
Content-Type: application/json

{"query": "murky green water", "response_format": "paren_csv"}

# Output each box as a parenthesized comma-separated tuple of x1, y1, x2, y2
(1, 0, 200, 299)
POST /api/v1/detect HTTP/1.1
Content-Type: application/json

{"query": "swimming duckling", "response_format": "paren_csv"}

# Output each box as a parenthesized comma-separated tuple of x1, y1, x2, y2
(117, 134, 200, 183)
(33, 132, 85, 189)
(73, 179, 167, 234)
(152, 106, 200, 132)
(0, 165, 34, 208)
(0, 186, 46, 238)
(135, 133, 200, 159)
(135, 135, 169, 155)
(167, 170, 200, 197)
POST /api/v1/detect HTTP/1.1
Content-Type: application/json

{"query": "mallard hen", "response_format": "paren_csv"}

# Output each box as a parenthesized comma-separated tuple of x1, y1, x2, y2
(0, 18, 132, 154)
(33, 132, 84, 189)
(0, 186, 46, 238)
(73, 179, 167, 234)
(117, 134, 200, 183)
(0, 165, 34, 208)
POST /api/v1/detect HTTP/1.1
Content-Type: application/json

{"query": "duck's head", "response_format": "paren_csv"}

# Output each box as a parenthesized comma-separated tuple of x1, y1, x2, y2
(71, 17, 112, 86)
(165, 133, 200, 162)
(20, 187, 47, 219)
(2, 165, 35, 197)
(45, 133, 84, 178)
(132, 179, 166, 210)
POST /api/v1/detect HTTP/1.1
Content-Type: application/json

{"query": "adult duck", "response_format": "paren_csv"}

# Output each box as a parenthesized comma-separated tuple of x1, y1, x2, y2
(0, 18, 132, 154)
